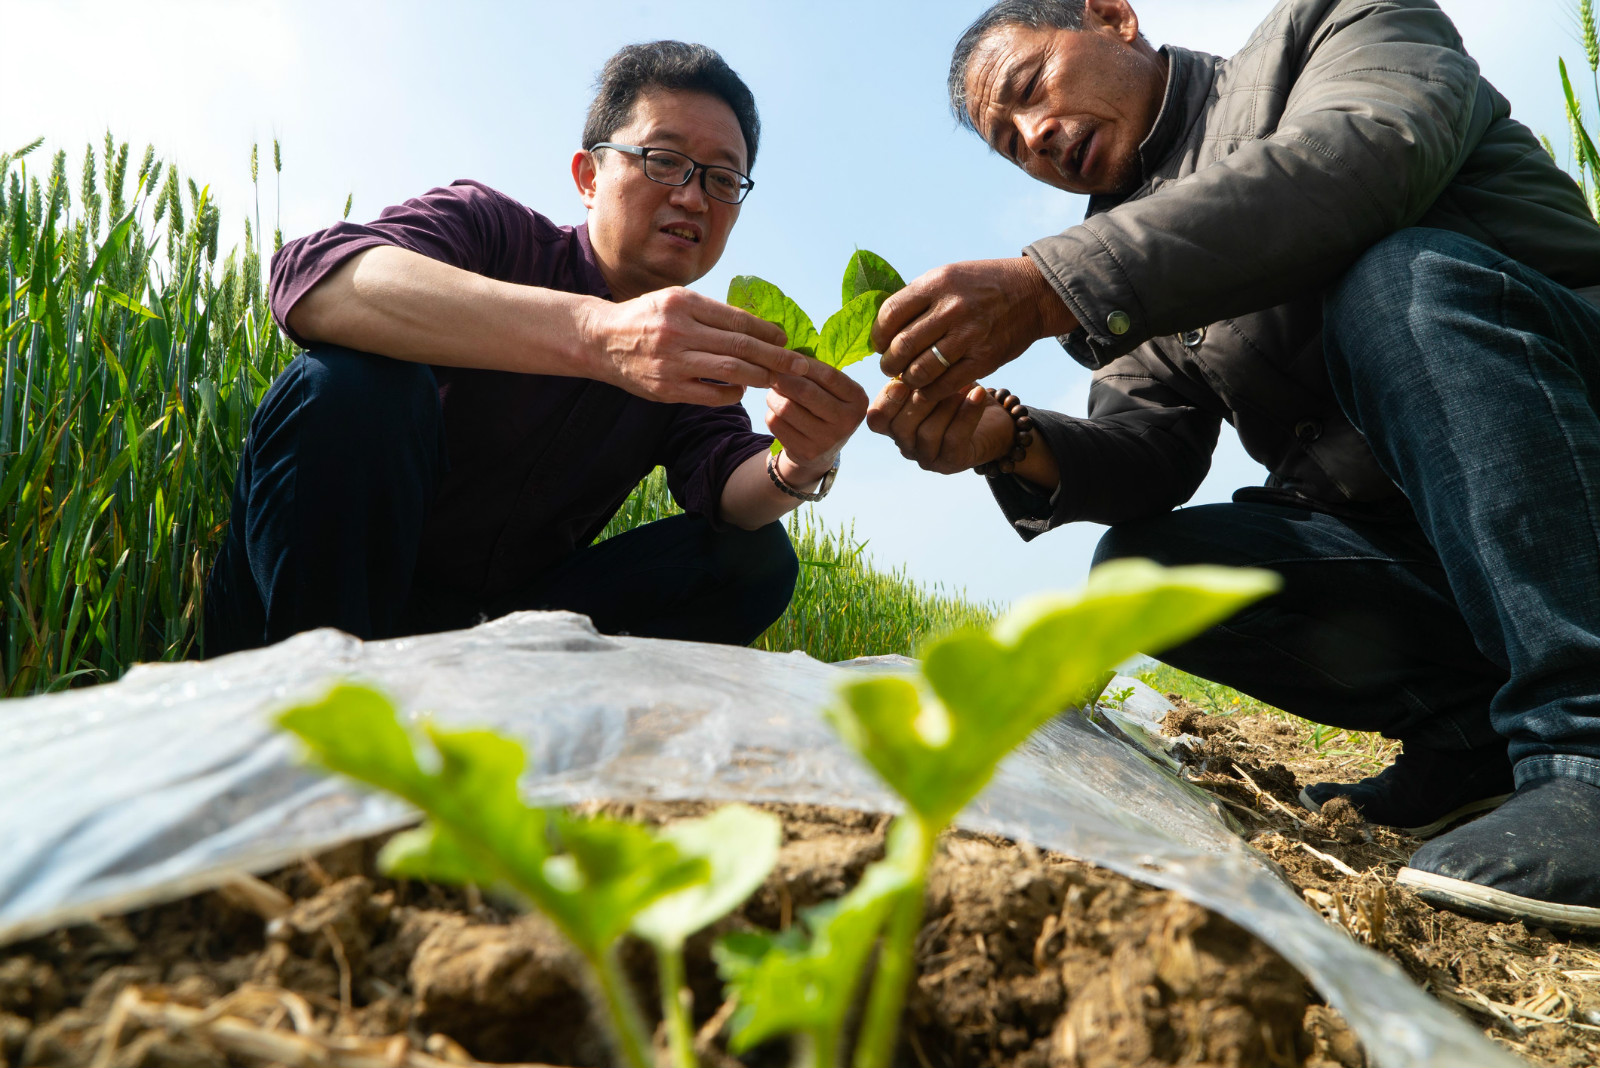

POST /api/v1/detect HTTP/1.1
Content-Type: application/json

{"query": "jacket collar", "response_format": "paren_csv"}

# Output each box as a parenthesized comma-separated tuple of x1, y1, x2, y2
(1086, 45, 1216, 217)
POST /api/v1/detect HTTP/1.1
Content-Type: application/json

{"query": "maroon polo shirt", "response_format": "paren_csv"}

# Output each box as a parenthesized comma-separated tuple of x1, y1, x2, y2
(269, 179, 773, 624)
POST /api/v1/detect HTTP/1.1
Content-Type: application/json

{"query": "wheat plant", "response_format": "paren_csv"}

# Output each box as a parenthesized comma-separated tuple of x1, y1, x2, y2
(0, 135, 291, 695)
(1561, 0, 1600, 218)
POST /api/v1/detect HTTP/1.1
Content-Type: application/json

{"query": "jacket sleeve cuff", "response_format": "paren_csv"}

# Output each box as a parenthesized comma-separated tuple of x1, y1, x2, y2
(982, 408, 1088, 541)
(1025, 230, 1148, 369)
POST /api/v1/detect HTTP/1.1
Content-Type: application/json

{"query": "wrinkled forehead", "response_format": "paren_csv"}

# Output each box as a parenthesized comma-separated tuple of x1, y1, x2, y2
(963, 26, 1043, 147)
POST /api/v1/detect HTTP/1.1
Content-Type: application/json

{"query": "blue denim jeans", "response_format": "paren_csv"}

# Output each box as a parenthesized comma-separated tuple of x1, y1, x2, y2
(1095, 228, 1600, 789)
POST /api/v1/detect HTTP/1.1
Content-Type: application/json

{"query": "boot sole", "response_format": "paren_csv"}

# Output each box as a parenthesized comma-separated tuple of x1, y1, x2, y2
(1396, 867, 1600, 932)
(1296, 787, 1512, 838)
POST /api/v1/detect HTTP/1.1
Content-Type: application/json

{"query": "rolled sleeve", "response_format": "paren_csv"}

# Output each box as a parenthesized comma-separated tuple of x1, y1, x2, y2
(656, 404, 774, 527)
(268, 180, 550, 346)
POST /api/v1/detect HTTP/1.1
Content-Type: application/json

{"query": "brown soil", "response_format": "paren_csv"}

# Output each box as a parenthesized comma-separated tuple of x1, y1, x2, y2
(0, 801, 1354, 1068)
(1160, 701, 1600, 1067)
(2, 706, 1594, 1068)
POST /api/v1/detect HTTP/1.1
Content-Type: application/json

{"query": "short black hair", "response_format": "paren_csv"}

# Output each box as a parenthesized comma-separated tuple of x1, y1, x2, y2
(582, 41, 761, 169)
(948, 0, 1087, 130)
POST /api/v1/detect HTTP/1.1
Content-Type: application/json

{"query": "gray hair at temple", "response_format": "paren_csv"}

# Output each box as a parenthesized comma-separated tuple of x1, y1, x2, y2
(948, 0, 1088, 130)
(583, 41, 762, 169)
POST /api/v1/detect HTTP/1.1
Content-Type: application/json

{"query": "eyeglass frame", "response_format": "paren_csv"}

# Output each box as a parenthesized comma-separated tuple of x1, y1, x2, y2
(589, 142, 755, 205)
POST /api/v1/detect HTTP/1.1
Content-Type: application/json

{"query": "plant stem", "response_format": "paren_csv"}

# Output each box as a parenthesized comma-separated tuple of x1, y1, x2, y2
(657, 943, 698, 1068)
(592, 945, 656, 1068)
(803, 1027, 841, 1068)
(850, 818, 937, 1068)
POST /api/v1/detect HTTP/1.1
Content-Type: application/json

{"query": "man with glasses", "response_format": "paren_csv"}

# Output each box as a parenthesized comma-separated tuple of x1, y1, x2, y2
(205, 41, 867, 655)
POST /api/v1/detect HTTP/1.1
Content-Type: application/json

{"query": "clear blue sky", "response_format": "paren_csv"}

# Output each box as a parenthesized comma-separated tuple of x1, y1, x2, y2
(6, 0, 1593, 607)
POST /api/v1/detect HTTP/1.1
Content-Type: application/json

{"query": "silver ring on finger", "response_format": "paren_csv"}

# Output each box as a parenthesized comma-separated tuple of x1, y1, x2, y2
(930, 343, 951, 370)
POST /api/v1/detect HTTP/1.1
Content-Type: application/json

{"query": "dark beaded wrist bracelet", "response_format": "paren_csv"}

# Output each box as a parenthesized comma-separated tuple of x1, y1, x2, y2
(973, 387, 1036, 477)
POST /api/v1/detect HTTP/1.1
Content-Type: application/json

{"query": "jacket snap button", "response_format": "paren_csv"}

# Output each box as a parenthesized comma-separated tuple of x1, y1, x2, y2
(1107, 310, 1131, 335)
(1295, 419, 1323, 442)
(1180, 328, 1205, 348)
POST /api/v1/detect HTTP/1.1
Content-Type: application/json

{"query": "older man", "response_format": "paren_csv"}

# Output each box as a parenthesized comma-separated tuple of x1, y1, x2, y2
(206, 41, 867, 655)
(869, 0, 1600, 929)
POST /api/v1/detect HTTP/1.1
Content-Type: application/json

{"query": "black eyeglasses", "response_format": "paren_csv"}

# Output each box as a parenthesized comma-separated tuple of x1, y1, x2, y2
(591, 142, 754, 205)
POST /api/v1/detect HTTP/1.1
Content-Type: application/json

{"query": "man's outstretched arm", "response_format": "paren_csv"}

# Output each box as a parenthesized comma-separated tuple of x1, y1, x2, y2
(290, 245, 809, 408)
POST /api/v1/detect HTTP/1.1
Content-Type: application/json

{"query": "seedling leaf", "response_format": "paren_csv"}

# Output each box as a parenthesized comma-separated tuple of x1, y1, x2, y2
(828, 558, 1280, 827)
(713, 820, 920, 1053)
(632, 804, 782, 950)
(728, 275, 819, 357)
(842, 249, 906, 304)
(277, 685, 707, 959)
(816, 290, 890, 370)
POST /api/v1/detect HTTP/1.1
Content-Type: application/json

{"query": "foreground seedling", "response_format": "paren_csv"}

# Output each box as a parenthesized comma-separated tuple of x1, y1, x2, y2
(279, 688, 779, 1068)
(813, 558, 1279, 1068)
(728, 250, 906, 453)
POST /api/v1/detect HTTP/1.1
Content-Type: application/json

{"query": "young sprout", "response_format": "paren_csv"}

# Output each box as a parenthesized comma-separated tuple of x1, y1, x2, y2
(632, 805, 783, 1068)
(278, 685, 710, 1068)
(713, 819, 921, 1068)
(829, 558, 1282, 1068)
(728, 250, 907, 453)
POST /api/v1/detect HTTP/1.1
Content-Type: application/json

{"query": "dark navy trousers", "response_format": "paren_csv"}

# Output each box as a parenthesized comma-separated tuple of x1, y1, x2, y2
(203, 346, 798, 657)
(1095, 229, 1600, 790)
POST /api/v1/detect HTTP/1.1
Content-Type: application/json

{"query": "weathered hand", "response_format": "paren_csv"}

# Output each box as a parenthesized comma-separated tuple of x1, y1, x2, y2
(768, 360, 870, 484)
(587, 287, 811, 406)
(871, 256, 1077, 403)
(866, 378, 1015, 474)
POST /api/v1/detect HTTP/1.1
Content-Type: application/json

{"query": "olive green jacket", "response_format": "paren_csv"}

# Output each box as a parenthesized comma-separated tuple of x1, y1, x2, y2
(995, 0, 1600, 536)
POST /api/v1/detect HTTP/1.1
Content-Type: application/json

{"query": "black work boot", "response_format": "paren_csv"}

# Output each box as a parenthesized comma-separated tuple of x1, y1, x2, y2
(1297, 743, 1514, 837)
(1398, 777, 1600, 932)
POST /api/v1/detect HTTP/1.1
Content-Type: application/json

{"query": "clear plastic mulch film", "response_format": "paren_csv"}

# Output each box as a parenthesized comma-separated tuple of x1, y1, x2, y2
(0, 611, 1515, 1068)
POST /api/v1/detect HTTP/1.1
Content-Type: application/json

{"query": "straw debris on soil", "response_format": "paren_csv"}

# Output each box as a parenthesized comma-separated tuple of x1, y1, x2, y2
(1158, 698, 1600, 1068)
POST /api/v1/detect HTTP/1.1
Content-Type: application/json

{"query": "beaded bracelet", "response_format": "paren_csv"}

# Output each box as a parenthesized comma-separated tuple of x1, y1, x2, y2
(973, 387, 1035, 477)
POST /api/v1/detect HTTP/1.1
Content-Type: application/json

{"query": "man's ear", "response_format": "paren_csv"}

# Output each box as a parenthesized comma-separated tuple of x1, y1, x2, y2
(572, 149, 599, 209)
(1083, 0, 1141, 44)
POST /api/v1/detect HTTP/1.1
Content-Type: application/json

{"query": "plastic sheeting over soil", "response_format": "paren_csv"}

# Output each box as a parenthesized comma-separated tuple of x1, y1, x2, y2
(0, 611, 1516, 1068)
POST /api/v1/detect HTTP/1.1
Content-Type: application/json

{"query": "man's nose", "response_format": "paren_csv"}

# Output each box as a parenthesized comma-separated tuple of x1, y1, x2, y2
(669, 173, 710, 211)
(1017, 111, 1057, 156)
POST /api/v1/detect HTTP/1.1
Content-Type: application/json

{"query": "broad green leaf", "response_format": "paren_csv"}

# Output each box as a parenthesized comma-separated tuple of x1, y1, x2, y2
(714, 820, 919, 1052)
(727, 275, 819, 357)
(827, 559, 1280, 826)
(632, 805, 782, 950)
(842, 249, 906, 304)
(816, 290, 890, 369)
(547, 811, 711, 951)
(278, 685, 707, 958)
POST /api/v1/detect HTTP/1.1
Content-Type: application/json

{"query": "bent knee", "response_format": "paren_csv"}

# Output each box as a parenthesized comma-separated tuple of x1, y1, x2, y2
(299, 345, 440, 438)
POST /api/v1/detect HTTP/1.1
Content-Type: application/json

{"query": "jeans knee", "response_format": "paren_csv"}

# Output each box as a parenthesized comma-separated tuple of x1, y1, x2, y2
(296, 345, 440, 446)
(725, 521, 799, 604)
(1325, 229, 1505, 369)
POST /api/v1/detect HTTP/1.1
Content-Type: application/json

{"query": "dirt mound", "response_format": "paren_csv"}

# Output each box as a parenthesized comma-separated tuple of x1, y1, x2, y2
(0, 801, 1355, 1068)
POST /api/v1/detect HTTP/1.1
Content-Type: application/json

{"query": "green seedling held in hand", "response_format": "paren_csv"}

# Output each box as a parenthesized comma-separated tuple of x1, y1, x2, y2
(830, 558, 1282, 1068)
(278, 685, 715, 1068)
(632, 805, 783, 1068)
(729, 250, 907, 454)
(714, 819, 920, 1068)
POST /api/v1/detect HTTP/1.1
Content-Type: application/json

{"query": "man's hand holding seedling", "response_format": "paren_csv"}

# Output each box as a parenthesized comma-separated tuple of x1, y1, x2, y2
(583, 285, 815, 407)
(871, 255, 1078, 399)
(867, 379, 1062, 489)
(764, 359, 869, 484)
